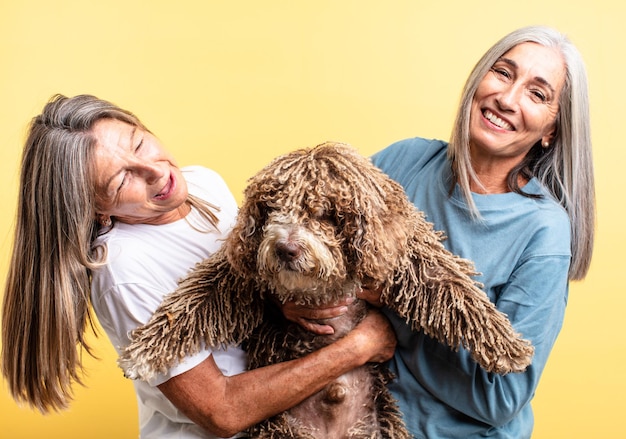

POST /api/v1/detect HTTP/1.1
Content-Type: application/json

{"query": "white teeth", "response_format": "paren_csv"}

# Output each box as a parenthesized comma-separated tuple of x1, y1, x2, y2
(483, 110, 513, 130)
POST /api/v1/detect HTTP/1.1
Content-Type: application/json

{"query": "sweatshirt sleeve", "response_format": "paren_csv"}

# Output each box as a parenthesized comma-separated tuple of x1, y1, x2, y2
(386, 233, 570, 427)
(374, 139, 572, 430)
(430, 260, 565, 422)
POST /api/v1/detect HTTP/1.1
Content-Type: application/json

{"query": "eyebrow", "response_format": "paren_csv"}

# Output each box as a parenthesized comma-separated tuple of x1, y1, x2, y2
(498, 57, 557, 95)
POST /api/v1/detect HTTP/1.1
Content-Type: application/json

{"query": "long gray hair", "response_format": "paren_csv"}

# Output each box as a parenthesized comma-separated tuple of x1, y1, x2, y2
(448, 26, 595, 280)
(1, 94, 217, 412)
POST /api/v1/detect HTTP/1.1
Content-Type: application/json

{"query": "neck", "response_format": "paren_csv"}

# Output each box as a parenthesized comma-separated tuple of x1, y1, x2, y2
(469, 171, 528, 194)
(468, 149, 527, 194)
(116, 202, 192, 226)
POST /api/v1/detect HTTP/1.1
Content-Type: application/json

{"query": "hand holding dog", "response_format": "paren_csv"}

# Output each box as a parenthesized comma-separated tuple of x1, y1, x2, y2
(280, 285, 384, 335)
(280, 297, 397, 363)
(347, 309, 397, 364)
(280, 296, 354, 335)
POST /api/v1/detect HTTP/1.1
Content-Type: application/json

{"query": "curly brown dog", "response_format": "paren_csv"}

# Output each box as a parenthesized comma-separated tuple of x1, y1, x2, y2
(119, 142, 534, 438)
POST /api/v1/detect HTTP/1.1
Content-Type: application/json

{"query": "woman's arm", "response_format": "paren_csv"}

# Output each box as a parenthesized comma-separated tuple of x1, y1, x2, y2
(283, 257, 567, 427)
(158, 309, 396, 437)
(394, 255, 569, 426)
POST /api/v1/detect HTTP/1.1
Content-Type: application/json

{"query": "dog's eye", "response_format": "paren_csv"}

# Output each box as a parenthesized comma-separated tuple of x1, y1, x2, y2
(254, 202, 273, 221)
(315, 210, 340, 227)
(310, 207, 325, 219)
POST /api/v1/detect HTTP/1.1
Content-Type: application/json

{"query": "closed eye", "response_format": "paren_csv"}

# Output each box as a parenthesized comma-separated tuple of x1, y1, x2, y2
(117, 172, 129, 192)
(132, 129, 144, 153)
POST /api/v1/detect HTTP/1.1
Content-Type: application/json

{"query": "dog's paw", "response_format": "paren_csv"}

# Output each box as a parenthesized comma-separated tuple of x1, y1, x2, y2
(475, 336, 534, 374)
(117, 353, 158, 381)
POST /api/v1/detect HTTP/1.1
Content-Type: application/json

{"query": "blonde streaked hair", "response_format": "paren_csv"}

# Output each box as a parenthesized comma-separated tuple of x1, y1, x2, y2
(448, 26, 595, 280)
(1, 94, 219, 412)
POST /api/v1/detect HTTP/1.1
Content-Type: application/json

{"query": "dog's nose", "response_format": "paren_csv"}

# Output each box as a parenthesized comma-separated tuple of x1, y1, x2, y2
(275, 241, 302, 262)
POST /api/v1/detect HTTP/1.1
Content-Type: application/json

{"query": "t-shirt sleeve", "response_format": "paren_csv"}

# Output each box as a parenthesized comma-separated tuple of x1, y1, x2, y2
(92, 281, 212, 387)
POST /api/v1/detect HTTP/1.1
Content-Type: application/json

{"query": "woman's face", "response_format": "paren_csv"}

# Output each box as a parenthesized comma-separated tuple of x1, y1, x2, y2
(92, 118, 189, 225)
(469, 42, 566, 171)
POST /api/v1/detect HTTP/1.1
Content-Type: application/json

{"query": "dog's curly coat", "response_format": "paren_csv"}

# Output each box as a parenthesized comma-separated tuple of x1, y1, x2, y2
(119, 142, 534, 438)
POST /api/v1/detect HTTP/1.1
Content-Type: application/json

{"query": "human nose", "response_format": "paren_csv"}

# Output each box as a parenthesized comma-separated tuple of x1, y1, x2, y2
(135, 162, 163, 184)
(496, 83, 523, 112)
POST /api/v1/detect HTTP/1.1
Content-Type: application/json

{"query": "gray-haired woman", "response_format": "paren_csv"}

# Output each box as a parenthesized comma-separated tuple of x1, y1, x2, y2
(285, 25, 595, 438)
(372, 25, 595, 438)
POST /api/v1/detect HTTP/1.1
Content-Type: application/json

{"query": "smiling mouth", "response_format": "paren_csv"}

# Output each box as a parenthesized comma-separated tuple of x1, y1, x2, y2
(483, 109, 514, 131)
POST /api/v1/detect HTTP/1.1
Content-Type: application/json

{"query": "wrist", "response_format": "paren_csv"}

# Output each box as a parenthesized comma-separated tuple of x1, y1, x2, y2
(334, 327, 370, 367)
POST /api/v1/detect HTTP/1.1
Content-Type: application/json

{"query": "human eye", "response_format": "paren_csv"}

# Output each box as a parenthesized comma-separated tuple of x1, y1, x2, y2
(491, 66, 511, 79)
(117, 172, 129, 192)
(133, 132, 144, 152)
(530, 89, 548, 102)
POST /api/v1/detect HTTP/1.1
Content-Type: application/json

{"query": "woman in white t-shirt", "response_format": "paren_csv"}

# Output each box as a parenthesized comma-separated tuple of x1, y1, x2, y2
(1, 94, 396, 438)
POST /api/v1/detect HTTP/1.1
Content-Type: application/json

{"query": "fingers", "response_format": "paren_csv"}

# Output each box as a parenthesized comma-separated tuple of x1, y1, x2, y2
(280, 297, 356, 335)
(354, 310, 397, 363)
(356, 285, 384, 308)
(294, 318, 336, 335)
(292, 303, 352, 320)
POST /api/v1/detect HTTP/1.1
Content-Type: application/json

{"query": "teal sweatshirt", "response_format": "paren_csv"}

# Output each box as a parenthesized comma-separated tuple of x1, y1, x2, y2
(372, 138, 570, 439)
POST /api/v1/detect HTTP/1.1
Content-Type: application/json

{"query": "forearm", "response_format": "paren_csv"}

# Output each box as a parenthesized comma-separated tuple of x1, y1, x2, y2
(159, 310, 394, 436)
(408, 337, 539, 424)
(391, 256, 569, 425)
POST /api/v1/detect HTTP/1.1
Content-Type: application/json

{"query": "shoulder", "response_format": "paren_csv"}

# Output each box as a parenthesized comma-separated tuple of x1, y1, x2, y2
(490, 185, 571, 259)
(94, 226, 168, 274)
(91, 232, 169, 320)
(524, 179, 571, 244)
(181, 165, 237, 210)
(181, 165, 228, 190)
(91, 224, 208, 308)
(372, 137, 447, 176)
(372, 137, 447, 162)
(528, 197, 571, 256)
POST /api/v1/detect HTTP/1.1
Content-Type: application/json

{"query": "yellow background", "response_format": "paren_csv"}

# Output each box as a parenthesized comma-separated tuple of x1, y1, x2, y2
(1, 1, 623, 438)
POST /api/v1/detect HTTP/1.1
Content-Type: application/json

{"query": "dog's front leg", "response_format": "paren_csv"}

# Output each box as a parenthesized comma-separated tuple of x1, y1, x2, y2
(118, 250, 264, 381)
(382, 232, 534, 375)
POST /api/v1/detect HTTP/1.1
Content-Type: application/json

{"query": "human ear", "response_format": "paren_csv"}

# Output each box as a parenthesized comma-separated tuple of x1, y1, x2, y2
(96, 214, 112, 227)
(541, 124, 558, 148)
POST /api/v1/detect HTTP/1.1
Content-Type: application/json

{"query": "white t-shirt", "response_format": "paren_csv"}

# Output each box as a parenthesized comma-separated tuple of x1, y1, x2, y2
(91, 166, 247, 439)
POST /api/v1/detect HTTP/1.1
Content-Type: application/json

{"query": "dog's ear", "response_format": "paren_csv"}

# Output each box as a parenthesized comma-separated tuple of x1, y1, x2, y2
(118, 247, 264, 381)
(381, 211, 534, 374)
(224, 194, 265, 276)
(340, 156, 417, 286)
